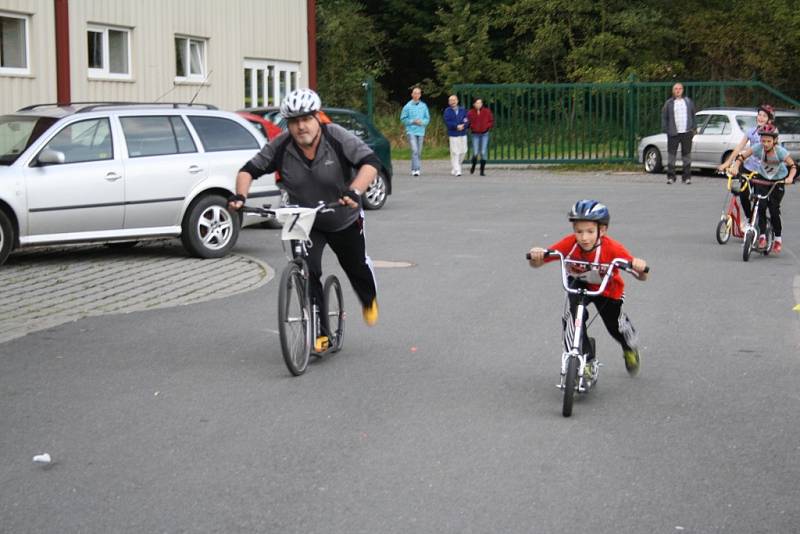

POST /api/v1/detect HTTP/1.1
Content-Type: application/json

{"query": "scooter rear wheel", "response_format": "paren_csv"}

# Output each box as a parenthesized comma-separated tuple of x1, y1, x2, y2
(716, 216, 731, 244)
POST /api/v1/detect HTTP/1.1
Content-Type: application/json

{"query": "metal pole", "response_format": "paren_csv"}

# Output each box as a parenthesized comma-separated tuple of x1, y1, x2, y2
(363, 75, 374, 123)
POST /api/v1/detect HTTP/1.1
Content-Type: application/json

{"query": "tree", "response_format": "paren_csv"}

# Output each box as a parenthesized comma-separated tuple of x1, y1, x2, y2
(316, 0, 387, 110)
(362, 0, 439, 102)
(427, 0, 498, 92)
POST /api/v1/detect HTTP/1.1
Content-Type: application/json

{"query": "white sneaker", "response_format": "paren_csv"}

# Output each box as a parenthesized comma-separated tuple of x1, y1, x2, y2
(456, 172, 462, 176)
(414, 170, 421, 177)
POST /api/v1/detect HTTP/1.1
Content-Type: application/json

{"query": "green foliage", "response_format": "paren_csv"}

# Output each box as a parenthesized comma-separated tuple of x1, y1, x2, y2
(427, 0, 496, 93)
(316, 0, 387, 110)
(317, 0, 800, 117)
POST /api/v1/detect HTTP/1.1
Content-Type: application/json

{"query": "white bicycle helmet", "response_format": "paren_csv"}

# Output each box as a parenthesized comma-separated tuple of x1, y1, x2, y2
(280, 88, 322, 119)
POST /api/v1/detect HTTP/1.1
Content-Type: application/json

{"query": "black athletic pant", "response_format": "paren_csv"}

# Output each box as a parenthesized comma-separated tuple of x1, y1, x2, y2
(752, 182, 785, 237)
(567, 293, 637, 359)
(305, 216, 377, 333)
(667, 131, 693, 181)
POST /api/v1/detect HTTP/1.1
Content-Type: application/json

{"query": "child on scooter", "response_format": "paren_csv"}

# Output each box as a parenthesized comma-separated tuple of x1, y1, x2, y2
(528, 200, 648, 375)
(729, 124, 796, 254)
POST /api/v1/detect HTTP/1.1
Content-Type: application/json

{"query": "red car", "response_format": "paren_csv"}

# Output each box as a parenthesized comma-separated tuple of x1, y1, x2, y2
(236, 111, 283, 141)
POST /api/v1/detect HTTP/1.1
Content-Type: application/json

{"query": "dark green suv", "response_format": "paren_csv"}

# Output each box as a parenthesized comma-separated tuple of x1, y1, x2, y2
(240, 106, 392, 210)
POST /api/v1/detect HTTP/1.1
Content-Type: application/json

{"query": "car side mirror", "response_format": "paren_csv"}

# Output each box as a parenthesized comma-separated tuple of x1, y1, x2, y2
(37, 148, 66, 165)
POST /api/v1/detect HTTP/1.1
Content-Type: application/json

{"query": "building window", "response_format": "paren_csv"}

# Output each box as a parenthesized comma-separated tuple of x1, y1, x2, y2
(0, 12, 29, 74)
(242, 60, 300, 107)
(175, 36, 206, 81)
(87, 25, 131, 79)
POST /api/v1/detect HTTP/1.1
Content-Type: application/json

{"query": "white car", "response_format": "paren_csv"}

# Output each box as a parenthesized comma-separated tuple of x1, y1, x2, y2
(637, 108, 800, 173)
(0, 103, 279, 265)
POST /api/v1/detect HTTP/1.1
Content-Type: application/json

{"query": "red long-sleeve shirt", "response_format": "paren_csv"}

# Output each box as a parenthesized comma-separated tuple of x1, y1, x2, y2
(546, 234, 634, 300)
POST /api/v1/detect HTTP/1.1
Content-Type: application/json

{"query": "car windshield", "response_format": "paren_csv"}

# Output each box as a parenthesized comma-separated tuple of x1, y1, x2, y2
(0, 115, 58, 165)
(775, 115, 800, 134)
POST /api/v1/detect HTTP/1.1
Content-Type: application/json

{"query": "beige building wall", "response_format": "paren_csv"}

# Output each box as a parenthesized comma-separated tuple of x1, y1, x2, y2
(1, 0, 308, 114)
(1, 0, 58, 113)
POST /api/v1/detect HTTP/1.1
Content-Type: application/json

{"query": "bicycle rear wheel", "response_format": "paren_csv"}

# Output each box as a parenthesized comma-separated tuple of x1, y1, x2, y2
(278, 262, 311, 376)
(323, 275, 345, 352)
(562, 355, 578, 417)
(716, 216, 731, 244)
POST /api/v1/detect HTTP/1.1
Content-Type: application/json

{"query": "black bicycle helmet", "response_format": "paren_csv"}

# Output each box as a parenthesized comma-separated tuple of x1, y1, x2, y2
(568, 199, 610, 225)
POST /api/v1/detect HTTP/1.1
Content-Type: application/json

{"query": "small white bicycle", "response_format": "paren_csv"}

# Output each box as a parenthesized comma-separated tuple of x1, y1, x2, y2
(527, 249, 649, 417)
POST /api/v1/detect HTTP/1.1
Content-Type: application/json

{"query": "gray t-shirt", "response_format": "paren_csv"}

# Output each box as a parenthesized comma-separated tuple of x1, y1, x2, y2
(245, 123, 379, 232)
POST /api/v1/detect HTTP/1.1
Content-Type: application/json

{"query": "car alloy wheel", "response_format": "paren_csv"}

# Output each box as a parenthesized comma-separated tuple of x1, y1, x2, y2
(181, 194, 240, 258)
(363, 174, 387, 210)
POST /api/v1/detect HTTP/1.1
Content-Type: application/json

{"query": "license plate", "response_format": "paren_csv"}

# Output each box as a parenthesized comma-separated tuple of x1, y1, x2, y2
(783, 141, 800, 150)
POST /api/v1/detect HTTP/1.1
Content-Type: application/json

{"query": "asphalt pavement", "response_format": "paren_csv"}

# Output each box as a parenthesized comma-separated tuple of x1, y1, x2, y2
(1, 161, 799, 533)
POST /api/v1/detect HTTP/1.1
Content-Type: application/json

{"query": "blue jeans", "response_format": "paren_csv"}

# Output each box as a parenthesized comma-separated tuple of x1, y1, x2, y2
(471, 132, 490, 159)
(408, 134, 424, 171)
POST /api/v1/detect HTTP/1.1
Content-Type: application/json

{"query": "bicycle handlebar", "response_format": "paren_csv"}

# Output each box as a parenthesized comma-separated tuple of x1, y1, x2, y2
(525, 249, 649, 296)
(239, 200, 341, 218)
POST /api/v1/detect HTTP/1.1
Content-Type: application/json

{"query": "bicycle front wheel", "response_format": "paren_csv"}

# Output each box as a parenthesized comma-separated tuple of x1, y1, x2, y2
(716, 216, 731, 244)
(742, 230, 754, 262)
(323, 275, 345, 353)
(278, 262, 311, 376)
(562, 355, 578, 417)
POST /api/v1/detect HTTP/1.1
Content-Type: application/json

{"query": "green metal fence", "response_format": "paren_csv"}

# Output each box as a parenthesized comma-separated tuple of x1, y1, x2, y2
(453, 80, 800, 164)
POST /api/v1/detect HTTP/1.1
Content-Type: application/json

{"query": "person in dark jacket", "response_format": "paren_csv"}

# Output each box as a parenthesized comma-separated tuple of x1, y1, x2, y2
(443, 94, 469, 176)
(467, 98, 494, 176)
(231, 89, 382, 344)
(661, 82, 697, 184)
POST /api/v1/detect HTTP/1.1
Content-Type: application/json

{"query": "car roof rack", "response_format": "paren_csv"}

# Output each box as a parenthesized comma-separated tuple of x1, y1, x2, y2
(17, 102, 218, 112)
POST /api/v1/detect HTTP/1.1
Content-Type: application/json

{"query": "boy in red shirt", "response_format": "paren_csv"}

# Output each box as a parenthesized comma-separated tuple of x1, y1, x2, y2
(528, 200, 648, 375)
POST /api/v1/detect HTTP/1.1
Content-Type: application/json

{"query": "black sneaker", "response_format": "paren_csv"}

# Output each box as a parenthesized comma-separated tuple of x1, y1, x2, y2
(667, 176, 675, 184)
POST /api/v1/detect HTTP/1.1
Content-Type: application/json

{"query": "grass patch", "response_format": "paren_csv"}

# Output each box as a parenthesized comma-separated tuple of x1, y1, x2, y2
(543, 161, 643, 172)
(391, 145, 451, 160)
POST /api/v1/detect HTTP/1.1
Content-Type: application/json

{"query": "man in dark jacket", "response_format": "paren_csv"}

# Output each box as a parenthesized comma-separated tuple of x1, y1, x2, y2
(661, 82, 697, 184)
(444, 94, 469, 176)
(231, 89, 381, 341)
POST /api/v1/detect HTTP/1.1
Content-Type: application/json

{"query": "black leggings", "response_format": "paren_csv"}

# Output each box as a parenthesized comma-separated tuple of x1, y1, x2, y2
(567, 293, 638, 358)
(752, 182, 785, 237)
(305, 217, 378, 333)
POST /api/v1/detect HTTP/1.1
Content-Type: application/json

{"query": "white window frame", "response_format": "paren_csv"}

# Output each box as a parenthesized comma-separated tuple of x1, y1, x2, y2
(0, 12, 31, 76)
(87, 24, 132, 80)
(242, 59, 300, 108)
(175, 35, 207, 83)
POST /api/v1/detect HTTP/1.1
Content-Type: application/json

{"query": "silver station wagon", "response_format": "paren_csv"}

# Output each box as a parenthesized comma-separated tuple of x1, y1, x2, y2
(638, 107, 800, 173)
(0, 103, 279, 265)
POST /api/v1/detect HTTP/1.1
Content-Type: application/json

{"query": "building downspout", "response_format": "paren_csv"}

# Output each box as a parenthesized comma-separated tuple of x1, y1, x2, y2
(54, 0, 70, 104)
(306, 0, 316, 90)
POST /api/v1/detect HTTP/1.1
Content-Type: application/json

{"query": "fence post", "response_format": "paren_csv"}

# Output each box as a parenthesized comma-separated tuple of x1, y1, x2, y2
(362, 75, 374, 123)
(627, 74, 637, 161)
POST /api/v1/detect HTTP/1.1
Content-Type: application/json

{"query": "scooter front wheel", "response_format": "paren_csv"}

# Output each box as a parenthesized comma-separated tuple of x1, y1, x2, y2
(562, 356, 578, 417)
(742, 230, 754, 262)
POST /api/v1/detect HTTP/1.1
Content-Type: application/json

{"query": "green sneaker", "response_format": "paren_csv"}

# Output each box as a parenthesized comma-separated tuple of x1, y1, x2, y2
(623, 348, 640, 376)
(583, 360, 596, 381)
